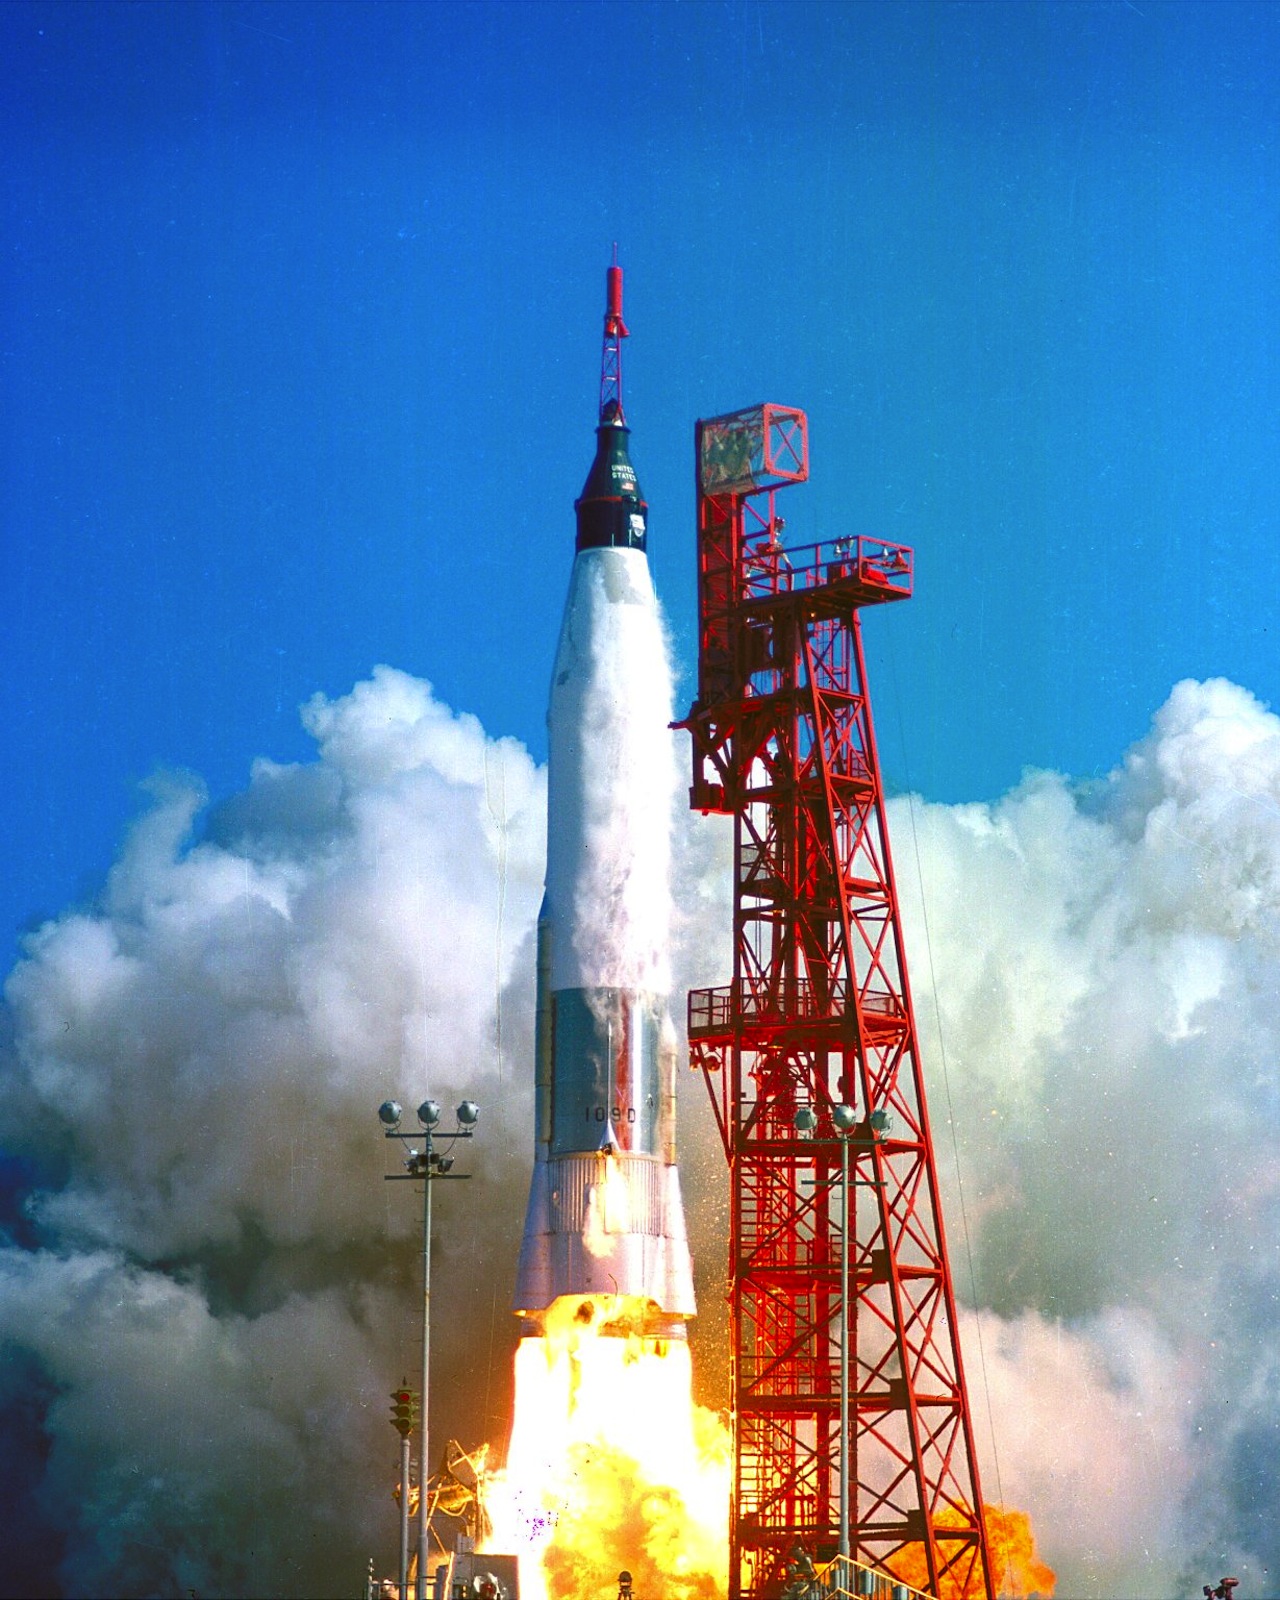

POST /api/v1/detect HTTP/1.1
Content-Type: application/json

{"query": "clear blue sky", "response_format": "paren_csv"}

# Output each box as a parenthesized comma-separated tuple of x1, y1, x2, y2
(4, 0, 1278, 960)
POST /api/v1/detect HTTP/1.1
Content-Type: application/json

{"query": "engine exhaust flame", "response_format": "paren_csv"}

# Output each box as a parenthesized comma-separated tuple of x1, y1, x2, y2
(485, 1293, 730, 1599)
(887, 1503, 1056, 1598)
(482, 1299, 1057, 1599)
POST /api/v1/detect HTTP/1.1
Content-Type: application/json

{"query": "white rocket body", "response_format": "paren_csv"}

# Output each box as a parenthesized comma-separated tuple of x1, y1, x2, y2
(513, 410, 696, 1336)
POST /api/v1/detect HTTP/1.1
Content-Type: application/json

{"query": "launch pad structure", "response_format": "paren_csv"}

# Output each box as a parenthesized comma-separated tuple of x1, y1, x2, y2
(679, 407, 996, 1599)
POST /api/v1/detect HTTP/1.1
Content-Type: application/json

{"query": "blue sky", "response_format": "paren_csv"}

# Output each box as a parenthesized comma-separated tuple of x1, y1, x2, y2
(4, 0, 1278, 960)
(3, 7, 1280, 1593)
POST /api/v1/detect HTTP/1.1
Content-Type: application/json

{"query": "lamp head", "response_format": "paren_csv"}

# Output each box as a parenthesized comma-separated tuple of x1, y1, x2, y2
(833, 1103, 858, 1133)
(869, 1107, 892, 1138)
(417, 1099, 441, 1128)
(794, 1105, 818, 1134)
(457, 1100, 480, 1128)
(378, 1100, 402, 1129)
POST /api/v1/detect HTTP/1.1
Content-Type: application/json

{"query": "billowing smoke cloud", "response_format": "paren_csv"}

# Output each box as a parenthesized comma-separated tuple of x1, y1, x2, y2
(1, 669, 1278, 1597)
(885, 677, 1280, 1597)
(0, 667, 549, 1599)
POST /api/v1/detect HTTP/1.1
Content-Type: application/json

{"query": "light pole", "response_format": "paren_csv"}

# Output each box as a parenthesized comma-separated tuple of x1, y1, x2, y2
(794, 1101, 891, 1587)
(379, 1096, 480, 1600)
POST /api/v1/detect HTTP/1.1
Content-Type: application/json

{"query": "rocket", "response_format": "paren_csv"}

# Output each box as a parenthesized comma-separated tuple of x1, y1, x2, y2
(513, 260, 696, 1339)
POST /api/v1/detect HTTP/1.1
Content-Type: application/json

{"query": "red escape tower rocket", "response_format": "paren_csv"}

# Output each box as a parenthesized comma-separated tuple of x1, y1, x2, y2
(678, 408, 995, 1597)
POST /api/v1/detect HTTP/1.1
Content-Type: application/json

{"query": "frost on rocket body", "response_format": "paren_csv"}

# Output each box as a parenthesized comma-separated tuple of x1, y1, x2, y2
(545, 547, 677, 996)
(2, 670, 1280, 1597)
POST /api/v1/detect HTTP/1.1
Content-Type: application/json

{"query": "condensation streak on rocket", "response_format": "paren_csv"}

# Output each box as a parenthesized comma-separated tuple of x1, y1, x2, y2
(513, 261, 696, 1337)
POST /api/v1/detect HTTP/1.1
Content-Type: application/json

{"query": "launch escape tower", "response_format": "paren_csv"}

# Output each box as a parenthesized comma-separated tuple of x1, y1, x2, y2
(679, 407, 995, 1599)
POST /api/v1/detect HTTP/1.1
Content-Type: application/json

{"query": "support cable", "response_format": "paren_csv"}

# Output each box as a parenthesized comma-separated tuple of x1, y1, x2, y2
(483, 746, 509, 1083)
(481, 746, 510, 1456)
(884, 630, 1011, 1595)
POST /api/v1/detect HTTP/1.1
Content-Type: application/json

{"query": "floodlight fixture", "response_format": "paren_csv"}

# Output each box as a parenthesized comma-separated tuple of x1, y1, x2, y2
(869, 1108, 892, 1138)
(794, 1105, 818, 1134)
(417, 1099, 441, 1128)
(456, 1100, 480, 1127)
(378, 1100, 403, 1129)
(833, 1103, 858, 1133)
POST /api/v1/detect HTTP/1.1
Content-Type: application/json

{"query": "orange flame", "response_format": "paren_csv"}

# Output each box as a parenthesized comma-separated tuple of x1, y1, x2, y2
(887, 1504, 1055, 1599)
(485, 1302, 1052, 1600)
(484, 1294, 730, 1599)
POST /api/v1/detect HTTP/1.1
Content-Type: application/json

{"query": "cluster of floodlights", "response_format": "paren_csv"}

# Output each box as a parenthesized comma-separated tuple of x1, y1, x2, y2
(378, 1097, 480, 1130)
(794, 1104, 892, 1138)
(378, 1098, 479, 1176)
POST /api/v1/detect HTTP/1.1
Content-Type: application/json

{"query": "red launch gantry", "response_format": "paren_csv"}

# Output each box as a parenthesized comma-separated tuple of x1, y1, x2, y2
(679, 407, 995, 1599)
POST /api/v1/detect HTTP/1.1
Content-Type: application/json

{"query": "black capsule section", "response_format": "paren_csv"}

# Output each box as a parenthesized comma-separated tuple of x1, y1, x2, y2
(575, 408, 648, 553)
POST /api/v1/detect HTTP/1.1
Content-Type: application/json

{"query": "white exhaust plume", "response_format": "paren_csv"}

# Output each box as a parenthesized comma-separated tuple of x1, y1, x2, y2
(0, 669, 1278, 1596)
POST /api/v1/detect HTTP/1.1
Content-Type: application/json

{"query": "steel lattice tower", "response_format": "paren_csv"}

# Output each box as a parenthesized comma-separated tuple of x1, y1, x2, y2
(679, 406, 994, 1600)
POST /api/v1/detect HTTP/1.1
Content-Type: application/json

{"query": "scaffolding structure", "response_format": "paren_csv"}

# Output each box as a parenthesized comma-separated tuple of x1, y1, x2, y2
(680, 406, 994, 1599)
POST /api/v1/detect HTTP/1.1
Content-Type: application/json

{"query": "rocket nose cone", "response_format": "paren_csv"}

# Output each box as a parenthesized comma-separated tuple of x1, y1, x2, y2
(575, 422, 648, 553)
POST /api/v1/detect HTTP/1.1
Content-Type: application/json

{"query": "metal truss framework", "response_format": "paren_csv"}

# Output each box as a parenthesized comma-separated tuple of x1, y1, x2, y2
(680, 406, 994, 1600)
(600, 252, 629, 422)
